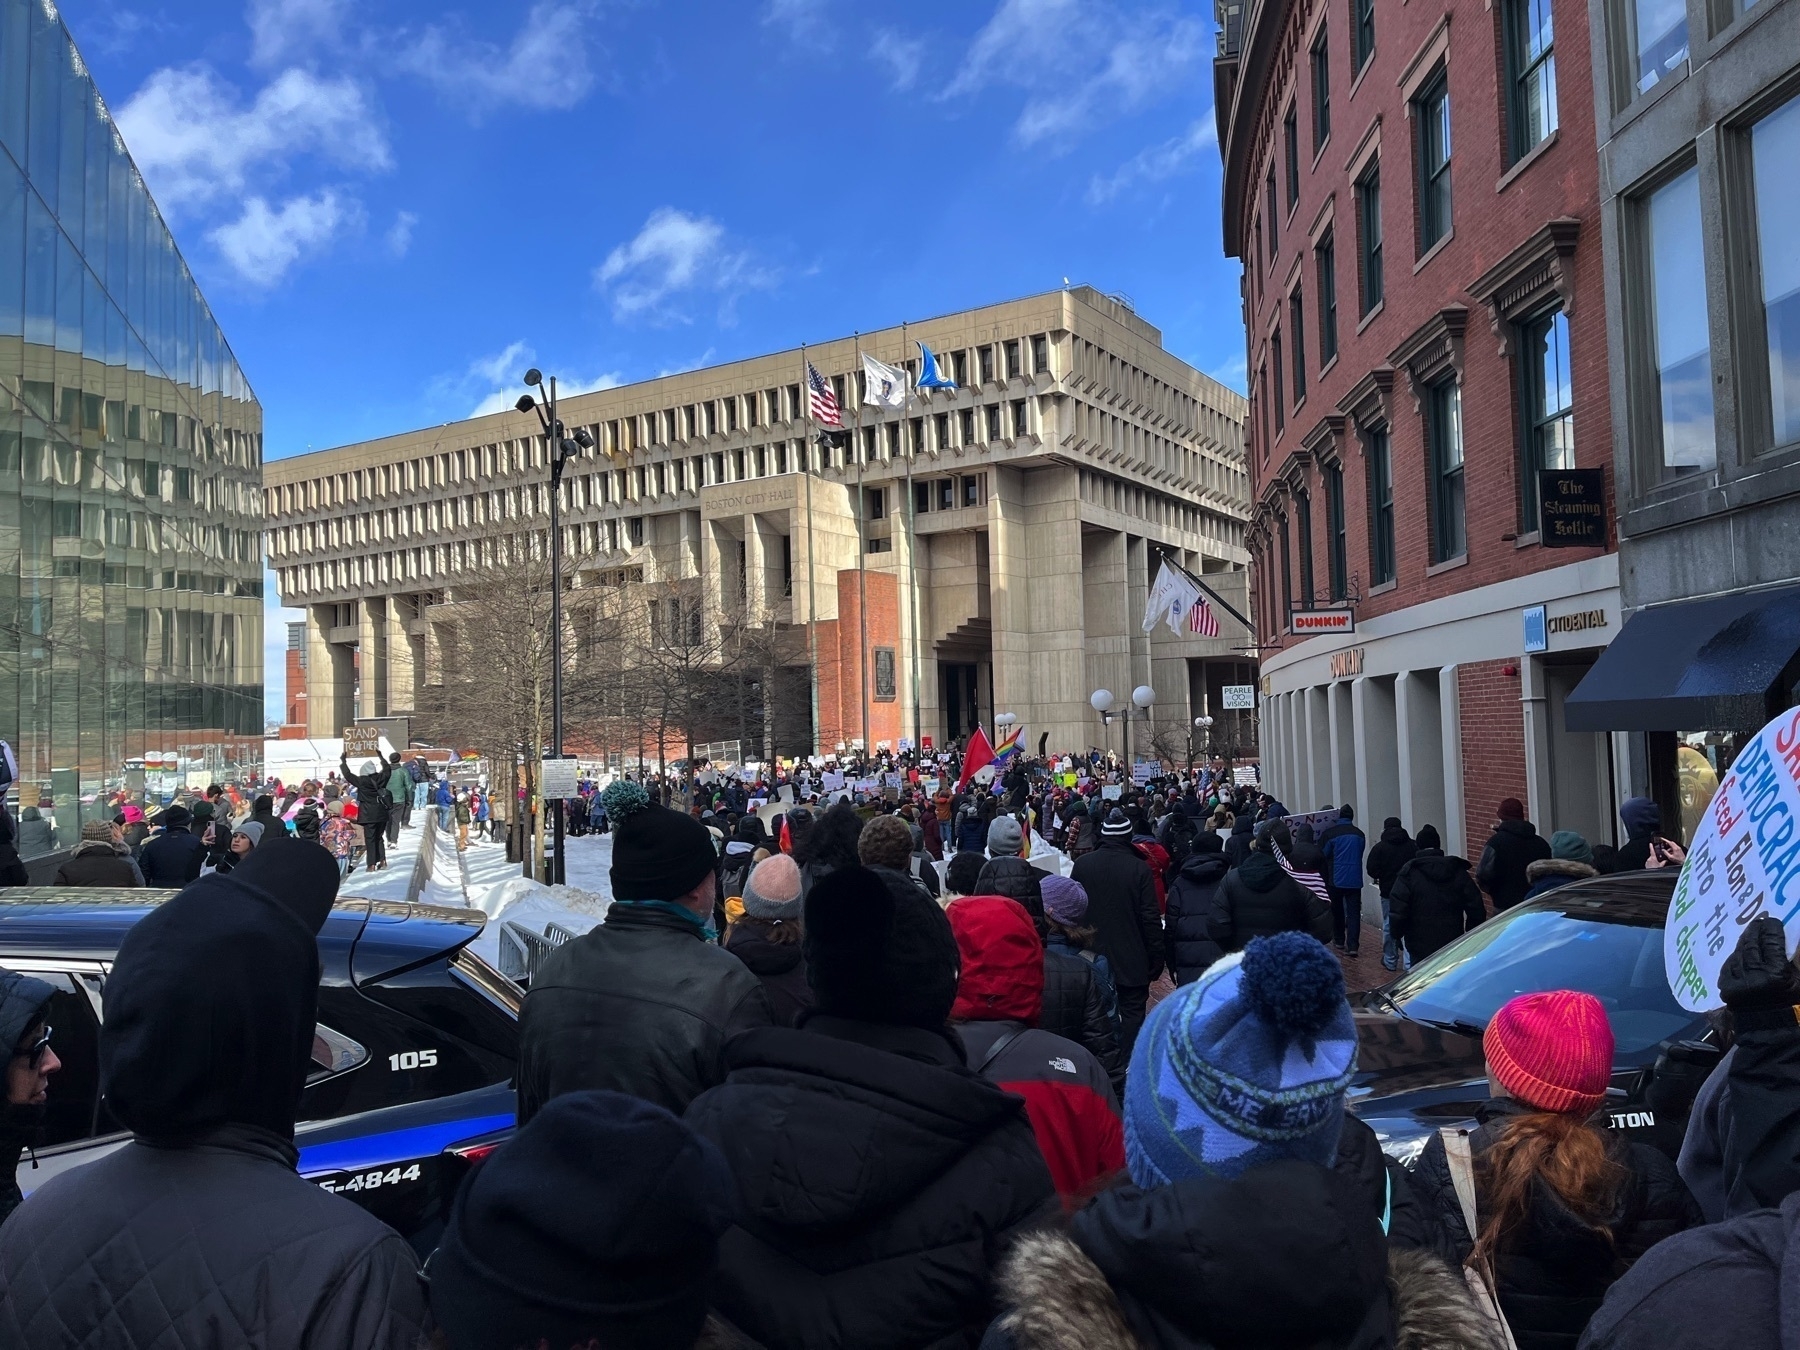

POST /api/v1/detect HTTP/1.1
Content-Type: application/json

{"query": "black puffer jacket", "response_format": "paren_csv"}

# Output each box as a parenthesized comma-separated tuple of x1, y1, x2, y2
(139, 826, 205, 887)
(0, 969, 55, 1227)
(1365, 825, 1418, 898)
(1389, 850, 1486, 963)
(517, 904, 775, 1122)
(981, 1159, 1495, 1350)
(1410, 1099, 1703, 1350)
(1222, 814, 1256, 869)
(685, 1017, 1057, 1350)
(973, 857, 1123, 1093)
(1210, 850, 1332, 955)
(1070, 839, 1164, 987)
(1476, 819, 1552, 910)
(723, 919, 813, 1028)
(1163, 848, 1231, 983)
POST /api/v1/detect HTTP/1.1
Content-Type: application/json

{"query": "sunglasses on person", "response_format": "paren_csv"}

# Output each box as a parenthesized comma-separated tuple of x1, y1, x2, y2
(13, 1025, 51, 1070)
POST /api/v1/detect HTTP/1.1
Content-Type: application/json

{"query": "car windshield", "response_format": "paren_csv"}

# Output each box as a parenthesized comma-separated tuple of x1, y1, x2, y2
(1385, 894, 1704, 1059)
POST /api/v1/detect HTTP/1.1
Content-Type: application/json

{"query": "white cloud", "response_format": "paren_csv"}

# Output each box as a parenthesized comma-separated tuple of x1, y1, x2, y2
(1207, 351, 1248, 393)
(115, 64, 388, 216)
(658, 348, 717, 377)
(458, 342, 624, 417)
(247, 0, 350, 67)
(398, 2, 599, 116)
(944, 0, 1205, 147)
(385, 210, 419, 257)
(870, 29, 924, 90)
(763, 0, 833, 49)
(1088, 116, 1217, 203)
(595, 207, 776, 325)
(209, 190, 359, 287)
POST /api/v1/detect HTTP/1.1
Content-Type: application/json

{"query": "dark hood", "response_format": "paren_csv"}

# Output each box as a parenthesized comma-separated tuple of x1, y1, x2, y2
(1231, 814, 1255, 837)
(1176, 852, 1230, 886)
(1234, 850, 1287, 892)
(1378, 826, 1413, 847)
(100, 848, 338, 1142)
(1620, 796, 1661, 840)
(1073, 1161, 1390, 1348)
(0, 969, 55, 1056)
(695, 1019, 1025, 1234)
(975, 856, 1043, 912)
(1495, 819, 1541, 842)
(1405, 851, 1470, 883)
(725, 927, 804, 978)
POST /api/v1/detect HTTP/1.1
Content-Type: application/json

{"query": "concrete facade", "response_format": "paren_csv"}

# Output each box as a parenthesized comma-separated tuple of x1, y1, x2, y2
(1215, 0, 1634, 850)
(264, 289, 1253, 759)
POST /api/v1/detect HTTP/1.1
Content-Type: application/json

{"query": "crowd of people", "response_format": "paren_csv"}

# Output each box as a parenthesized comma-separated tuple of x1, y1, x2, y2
(0, 741, 1766, 1350)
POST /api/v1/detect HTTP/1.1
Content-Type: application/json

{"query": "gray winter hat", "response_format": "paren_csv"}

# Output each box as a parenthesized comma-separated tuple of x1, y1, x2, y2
(987, 815, 1024, 858)
(741, 854, 803, 922)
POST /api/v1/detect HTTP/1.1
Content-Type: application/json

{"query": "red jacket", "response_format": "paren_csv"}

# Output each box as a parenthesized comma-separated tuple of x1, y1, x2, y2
(1134, 839, 1171, 914)
(947, 897, 1124, 1203)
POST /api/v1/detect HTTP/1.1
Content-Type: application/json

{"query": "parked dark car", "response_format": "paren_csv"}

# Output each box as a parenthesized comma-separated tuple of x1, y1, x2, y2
(0, 888, 519, 1253)
(1349, 870, 1710, 1163)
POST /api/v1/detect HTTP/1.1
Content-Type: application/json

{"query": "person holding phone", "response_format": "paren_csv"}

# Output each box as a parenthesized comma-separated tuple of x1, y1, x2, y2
(1617, 797, 1686, 871)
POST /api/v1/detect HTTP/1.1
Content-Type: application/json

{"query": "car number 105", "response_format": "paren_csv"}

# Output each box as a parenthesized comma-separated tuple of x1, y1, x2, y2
(388, 1049, 438, 1071)
(317, 1164, 423, 1194)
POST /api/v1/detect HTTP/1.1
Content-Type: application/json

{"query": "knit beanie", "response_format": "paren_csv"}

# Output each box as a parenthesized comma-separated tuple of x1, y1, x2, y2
(858, 814, 915, 872)
(803, 865, 960, 1029)
(602, 781, 718, 902)
(429, 1090, 734, 1350)
(987, 815, 1024, 857)
(1549, 830, 1594, 865)
(1497, 797, 1527, 822)
(1416, 824, 1441, 850)
(1040, 875, 1089, 926)
(1100, 808, 1133, 839)
(80, 819, 114, 844)
(234, 820, 265, 847)
(1483, 990, 1614, 1115)
(742, 853, 803, 922)
(1123, 931, 1357, 1186)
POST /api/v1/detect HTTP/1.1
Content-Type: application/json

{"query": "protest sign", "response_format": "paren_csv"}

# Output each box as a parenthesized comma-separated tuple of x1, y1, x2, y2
(1666, 708, 1800, 1011)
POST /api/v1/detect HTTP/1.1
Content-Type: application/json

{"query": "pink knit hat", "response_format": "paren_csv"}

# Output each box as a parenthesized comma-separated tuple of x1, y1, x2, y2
(1484, 991, 1615, 1115)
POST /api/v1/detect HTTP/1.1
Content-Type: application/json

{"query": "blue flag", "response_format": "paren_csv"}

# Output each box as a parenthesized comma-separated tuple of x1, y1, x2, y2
(916, 341, 957, 390)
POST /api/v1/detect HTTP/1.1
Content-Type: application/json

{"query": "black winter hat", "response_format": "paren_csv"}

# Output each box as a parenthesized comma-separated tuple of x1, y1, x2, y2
(1100, 808, 1133, 839)
(601, 781, 719, 902)
(804, 865, 960, 1029)
(1416, 824, 1442, 850)
(429, 1090, 734, 1350)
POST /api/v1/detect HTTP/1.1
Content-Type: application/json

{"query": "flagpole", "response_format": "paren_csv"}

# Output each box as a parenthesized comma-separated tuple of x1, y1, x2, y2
(801, 343, 820, 759)
(1150, 544, 1255, 631)
(902, 319, 923, 759)
(852, 331, 869, 756)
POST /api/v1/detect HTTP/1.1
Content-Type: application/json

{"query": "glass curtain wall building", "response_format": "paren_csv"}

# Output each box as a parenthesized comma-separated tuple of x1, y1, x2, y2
(0, 0, 263, 858)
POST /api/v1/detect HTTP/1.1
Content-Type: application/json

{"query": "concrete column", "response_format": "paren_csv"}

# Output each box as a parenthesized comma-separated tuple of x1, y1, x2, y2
(1083, 529, 1129, 758)
(1283, 691, 1304, 804)
(1520, 655, 1554, 829)
(385, 597, 416, 715)
(1329, 682, 1355, 805)
(1396, 670, 1447, 836)
(1440, 665, 1467, 858)
(1305, 685, 1331, 809)
(359, 599, 384, 718)
(743, 513, 768, 614)
(1352, 675, 1401, 830)
(306, 606, 353, 738)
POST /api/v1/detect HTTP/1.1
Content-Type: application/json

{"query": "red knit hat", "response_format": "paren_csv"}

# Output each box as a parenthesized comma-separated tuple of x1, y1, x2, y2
(1484, 991, 1614, 1115)
(1497, 797, 1527, 821)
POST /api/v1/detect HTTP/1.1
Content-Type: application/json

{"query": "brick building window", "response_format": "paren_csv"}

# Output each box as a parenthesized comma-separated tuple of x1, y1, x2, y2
(1414, 73, 1453, 252)
(1505, 0, 1559, 161)
(1289, 289, 1307, 400)
(1428, 379, 1467, 561)
(1356, 163, 1384, 312)
(1325, 462, 1348, 599)
(1311, 31, 1331, 150)
(1295, 488, 1316, 603)
(1284, 107, 1300, 210)
(1317, 233, 1339, 363)
(1272, 328, 1286, 429)
(1278, 512, 1293, 616)
(1266, 171, 1280, 255)
(1518, 308, 1575, 532)
(1352, 0, 1375, 71)
(1365, 425, 1395, 583)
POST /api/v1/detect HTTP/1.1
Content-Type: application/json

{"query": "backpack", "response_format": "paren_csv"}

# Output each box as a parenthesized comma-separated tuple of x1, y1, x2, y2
(1161, 811, 1199, 863)
(719, 852, 755, 900)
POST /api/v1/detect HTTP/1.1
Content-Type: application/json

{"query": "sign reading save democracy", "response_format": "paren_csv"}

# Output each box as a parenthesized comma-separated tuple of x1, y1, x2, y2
(1666, 707, 1800, 1012)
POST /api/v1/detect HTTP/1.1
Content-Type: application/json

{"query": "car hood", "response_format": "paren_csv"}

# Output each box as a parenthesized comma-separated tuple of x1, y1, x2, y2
(1351, 1006, 1486, 1101)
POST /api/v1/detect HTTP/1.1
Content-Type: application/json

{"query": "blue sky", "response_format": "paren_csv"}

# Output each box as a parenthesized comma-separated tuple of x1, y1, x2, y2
(58, 0, 1245, 721)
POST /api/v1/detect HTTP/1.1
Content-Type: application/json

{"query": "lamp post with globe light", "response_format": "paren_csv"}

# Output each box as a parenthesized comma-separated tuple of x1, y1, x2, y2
(1090, 685, 1157, 771)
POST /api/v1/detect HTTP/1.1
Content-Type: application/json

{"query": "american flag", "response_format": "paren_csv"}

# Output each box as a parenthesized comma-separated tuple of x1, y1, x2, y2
(1186, 594, 1220, 637)
(1273, 838, 1331, 908)
(806, 362, 842, 427)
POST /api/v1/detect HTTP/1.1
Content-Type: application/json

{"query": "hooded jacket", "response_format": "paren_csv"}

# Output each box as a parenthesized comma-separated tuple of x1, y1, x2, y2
(723, 917, 813, 1028)
(684, 1018, 1058, 1350)
(1476, 819, 1552, 910)
(980, 1160, 1495, 1350)
(947, 897, 1124, 1205)
(0, 970, 55, 1227)
(977, 857, 1123, 1086)
(1614, 798, 1663, 872)
(1578, 1187, 1800, 1350)
(519, 904, 775, 1122)
(138, 822, 205, 887)
(1522, 857, 1599, 902)
(1410, 1098, 1702, 1350)
(1070, 839, 1165, 987)
(1162, 846, 1231, 983)
(1222, 813, 1257, 869)
(0, 842, 427, 1349)
(52, 838, 143, 887)
(1211, 850, 1333, 956)
(1388, 849, 1486, 963)
(1318, 816, 1368, 890)
(1365, 825, 1418, 899)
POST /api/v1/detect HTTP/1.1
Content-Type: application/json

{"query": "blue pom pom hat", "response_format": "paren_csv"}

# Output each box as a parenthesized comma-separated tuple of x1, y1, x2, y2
(1123, 930, 1357, 1186)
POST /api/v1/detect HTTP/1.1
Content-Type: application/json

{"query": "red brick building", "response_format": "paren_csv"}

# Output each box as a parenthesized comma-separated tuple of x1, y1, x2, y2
(1216, 0, 1628, 855)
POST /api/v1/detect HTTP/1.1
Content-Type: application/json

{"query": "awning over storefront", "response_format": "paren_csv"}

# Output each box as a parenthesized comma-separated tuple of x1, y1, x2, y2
(1565, 584, 1800, 733)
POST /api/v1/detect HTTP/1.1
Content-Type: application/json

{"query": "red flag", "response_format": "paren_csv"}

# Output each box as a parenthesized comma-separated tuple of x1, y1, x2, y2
(956, 727, 995, 792)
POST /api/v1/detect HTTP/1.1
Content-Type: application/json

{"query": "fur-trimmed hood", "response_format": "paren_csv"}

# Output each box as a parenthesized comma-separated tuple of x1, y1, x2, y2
(990, 1227, 1500, 1350)
(1525, 857, 1598, 885)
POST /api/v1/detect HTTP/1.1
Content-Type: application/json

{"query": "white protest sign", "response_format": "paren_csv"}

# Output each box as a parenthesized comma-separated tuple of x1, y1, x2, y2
(1666, 708, 1800, 1011)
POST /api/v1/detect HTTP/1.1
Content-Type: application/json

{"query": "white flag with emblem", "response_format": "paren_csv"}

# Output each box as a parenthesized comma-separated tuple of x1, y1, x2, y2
(1141, 561, 1202, 637)
(861, 353, 911, 411)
